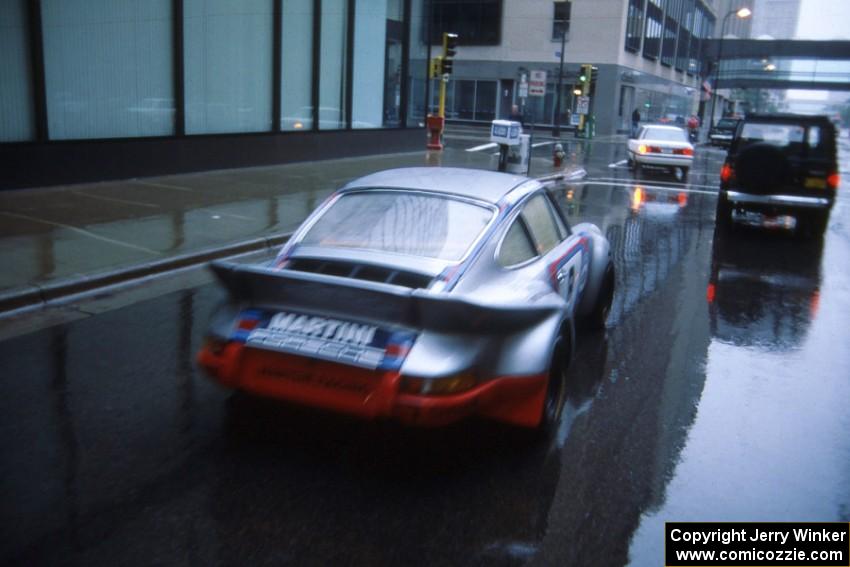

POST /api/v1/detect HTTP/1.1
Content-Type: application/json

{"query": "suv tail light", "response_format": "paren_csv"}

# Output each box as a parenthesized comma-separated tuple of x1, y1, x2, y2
(720, 163, 734, 183)
(827, 172, 840, 190)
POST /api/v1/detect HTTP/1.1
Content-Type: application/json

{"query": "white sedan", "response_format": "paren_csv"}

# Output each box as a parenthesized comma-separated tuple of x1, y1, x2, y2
(627, 124, 694, 180)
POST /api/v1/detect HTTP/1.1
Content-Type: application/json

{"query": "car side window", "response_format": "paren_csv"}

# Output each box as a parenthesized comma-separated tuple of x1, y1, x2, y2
(499, 218, 537, 267)
(521, 193, 563, 255)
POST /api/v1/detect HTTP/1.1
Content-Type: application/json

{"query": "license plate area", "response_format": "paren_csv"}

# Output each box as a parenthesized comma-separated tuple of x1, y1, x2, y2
(804, 177, 826, 189)
(732, 210, 797, 230)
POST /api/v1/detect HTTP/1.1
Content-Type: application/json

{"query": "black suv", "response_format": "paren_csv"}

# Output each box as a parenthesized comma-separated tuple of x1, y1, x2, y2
(708, 117, 741, 148)
(716, 114, 839, 236)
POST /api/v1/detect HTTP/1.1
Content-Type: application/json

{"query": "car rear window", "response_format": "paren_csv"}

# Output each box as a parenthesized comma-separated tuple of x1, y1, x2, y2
(642, 127, 687, 142)
(739, 122, 832, 158)
(300, 190, 495, 261)
(717, 119, 738, 129)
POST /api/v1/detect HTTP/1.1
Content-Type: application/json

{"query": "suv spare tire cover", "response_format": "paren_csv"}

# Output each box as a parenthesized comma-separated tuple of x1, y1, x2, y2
(734, 142, 791, 194)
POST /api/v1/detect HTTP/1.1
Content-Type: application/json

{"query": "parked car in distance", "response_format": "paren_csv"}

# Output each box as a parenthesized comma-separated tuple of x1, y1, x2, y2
(716, 113, 839, 237)
(708, 118, 741, 148)
(627, 124, 694, 181)
(197, 168, 615, 435)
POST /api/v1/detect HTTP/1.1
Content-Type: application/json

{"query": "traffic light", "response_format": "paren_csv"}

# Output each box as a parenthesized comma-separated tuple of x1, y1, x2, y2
(572, 85, 582, 96)
(441, 57, 453, 75)
(443, 32, 458, 58)
(429, 56, 443, 79)
(442, 32, 458, 75)
(590, 66, 599, 95)
(580, 64, 593, 95)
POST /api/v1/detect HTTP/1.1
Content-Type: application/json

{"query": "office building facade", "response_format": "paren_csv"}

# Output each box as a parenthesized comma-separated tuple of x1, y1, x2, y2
(0, 0, 429, 189)
(428, 0, 717, 135)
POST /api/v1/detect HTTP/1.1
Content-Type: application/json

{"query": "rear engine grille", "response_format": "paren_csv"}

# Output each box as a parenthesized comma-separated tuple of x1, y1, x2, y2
(287, 258, 433, 289)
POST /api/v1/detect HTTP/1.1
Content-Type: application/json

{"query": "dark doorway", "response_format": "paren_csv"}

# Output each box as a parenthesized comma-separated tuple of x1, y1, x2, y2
(500, 79, 514, 119)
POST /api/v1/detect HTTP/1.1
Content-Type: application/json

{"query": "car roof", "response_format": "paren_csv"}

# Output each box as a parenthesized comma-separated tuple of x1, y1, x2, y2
(642, 124, 685, 131)
(341, 167, 535, 204)
(743, 113, 833, 126)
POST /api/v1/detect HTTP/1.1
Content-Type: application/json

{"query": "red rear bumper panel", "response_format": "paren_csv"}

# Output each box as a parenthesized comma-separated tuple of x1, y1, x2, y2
(197, 343, 547, 428)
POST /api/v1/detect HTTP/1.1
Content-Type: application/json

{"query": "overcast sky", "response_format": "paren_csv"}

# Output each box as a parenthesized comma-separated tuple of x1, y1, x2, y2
(787, 0, 850, 102)
(795, 0, 850, 40)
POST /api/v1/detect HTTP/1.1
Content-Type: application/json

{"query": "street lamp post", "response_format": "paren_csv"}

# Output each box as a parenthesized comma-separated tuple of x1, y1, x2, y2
(552, 22, 567, 137)
(708, 7, 752, 126)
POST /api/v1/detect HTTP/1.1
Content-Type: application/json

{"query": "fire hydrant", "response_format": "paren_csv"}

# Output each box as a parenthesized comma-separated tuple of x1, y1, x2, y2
(553, 143, 565, 168)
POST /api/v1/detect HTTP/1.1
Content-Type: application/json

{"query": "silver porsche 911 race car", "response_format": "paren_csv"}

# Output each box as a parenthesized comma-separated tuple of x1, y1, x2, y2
(197, 167, 614, 432)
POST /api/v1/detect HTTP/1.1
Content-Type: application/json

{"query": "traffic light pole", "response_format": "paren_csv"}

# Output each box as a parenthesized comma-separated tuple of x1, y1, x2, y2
(426, 33, 457, 151)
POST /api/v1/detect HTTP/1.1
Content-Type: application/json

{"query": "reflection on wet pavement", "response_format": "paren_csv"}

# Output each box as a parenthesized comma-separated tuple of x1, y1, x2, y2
(1, 161, 849, 566)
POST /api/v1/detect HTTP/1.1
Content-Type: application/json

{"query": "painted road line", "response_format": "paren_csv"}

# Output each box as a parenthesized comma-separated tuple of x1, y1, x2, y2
(608, 160, 628, 168)
(130, 180, 195, 192)
(466, 142, 499, 152)
(0, 211, 161, 254)
(73, 191, 161, 209)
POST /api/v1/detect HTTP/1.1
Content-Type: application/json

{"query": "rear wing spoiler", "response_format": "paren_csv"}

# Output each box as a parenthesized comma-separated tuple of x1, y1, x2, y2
(210, 261, 561, 334)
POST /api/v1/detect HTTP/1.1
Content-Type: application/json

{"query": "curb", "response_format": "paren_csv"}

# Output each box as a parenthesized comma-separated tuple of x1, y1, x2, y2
(0, 233, 291, 316)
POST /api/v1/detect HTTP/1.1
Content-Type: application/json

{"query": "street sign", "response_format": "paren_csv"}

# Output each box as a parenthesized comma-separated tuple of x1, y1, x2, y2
(576, 96, 590, 115)
(529, 70, 547, 97)
(518, 82, 529, 98)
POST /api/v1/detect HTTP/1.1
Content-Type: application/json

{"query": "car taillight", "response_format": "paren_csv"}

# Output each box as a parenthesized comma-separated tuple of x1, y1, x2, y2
(675, 148, 694, 156)
(237, 318, 260, 331)
(638, 144, 648, 154)
(400, 371, 477, 395)
(720, 163, 734, 183)
(827, 172, 840, 190)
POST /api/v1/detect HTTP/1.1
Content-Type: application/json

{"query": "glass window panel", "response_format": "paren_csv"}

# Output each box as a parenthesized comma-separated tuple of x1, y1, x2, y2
(382, 0, 404, 128)
(455, 80, 475, 120)
(353, 0, 402, 129)
(301, 191, 494, 261)
(522, 193, 562, 255)
(281, 0, 314, 131)
(625, 0, 644, 53)
(407, 0, 428, 127)
(643, 1, 663, 59)
(552, 1, 571, 41)
(184, 0, 273, 135)
(499, 220, 537, 267)
(0, 0, 34, 141)
(474, 81, 496, 122)
(319, 0, 348, 130)
(430, 0, 502, 46)
(42, 0, 174, 140)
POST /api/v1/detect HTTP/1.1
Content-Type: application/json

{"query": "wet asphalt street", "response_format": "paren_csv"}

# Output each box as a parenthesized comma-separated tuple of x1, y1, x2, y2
(2, 135, 849, 566)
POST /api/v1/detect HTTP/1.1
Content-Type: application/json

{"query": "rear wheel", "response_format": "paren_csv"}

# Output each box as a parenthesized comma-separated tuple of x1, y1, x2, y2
(587, 264, 615, 331)
(538, 338, 569, 436)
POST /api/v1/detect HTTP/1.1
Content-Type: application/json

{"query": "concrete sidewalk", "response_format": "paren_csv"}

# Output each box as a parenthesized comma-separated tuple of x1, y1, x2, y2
(1, 146, 549, 315)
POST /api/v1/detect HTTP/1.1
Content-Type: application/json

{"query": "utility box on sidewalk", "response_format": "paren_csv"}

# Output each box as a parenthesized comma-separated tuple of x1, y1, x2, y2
(505, 134, 530, 174)
(491, 120, 524, 173)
